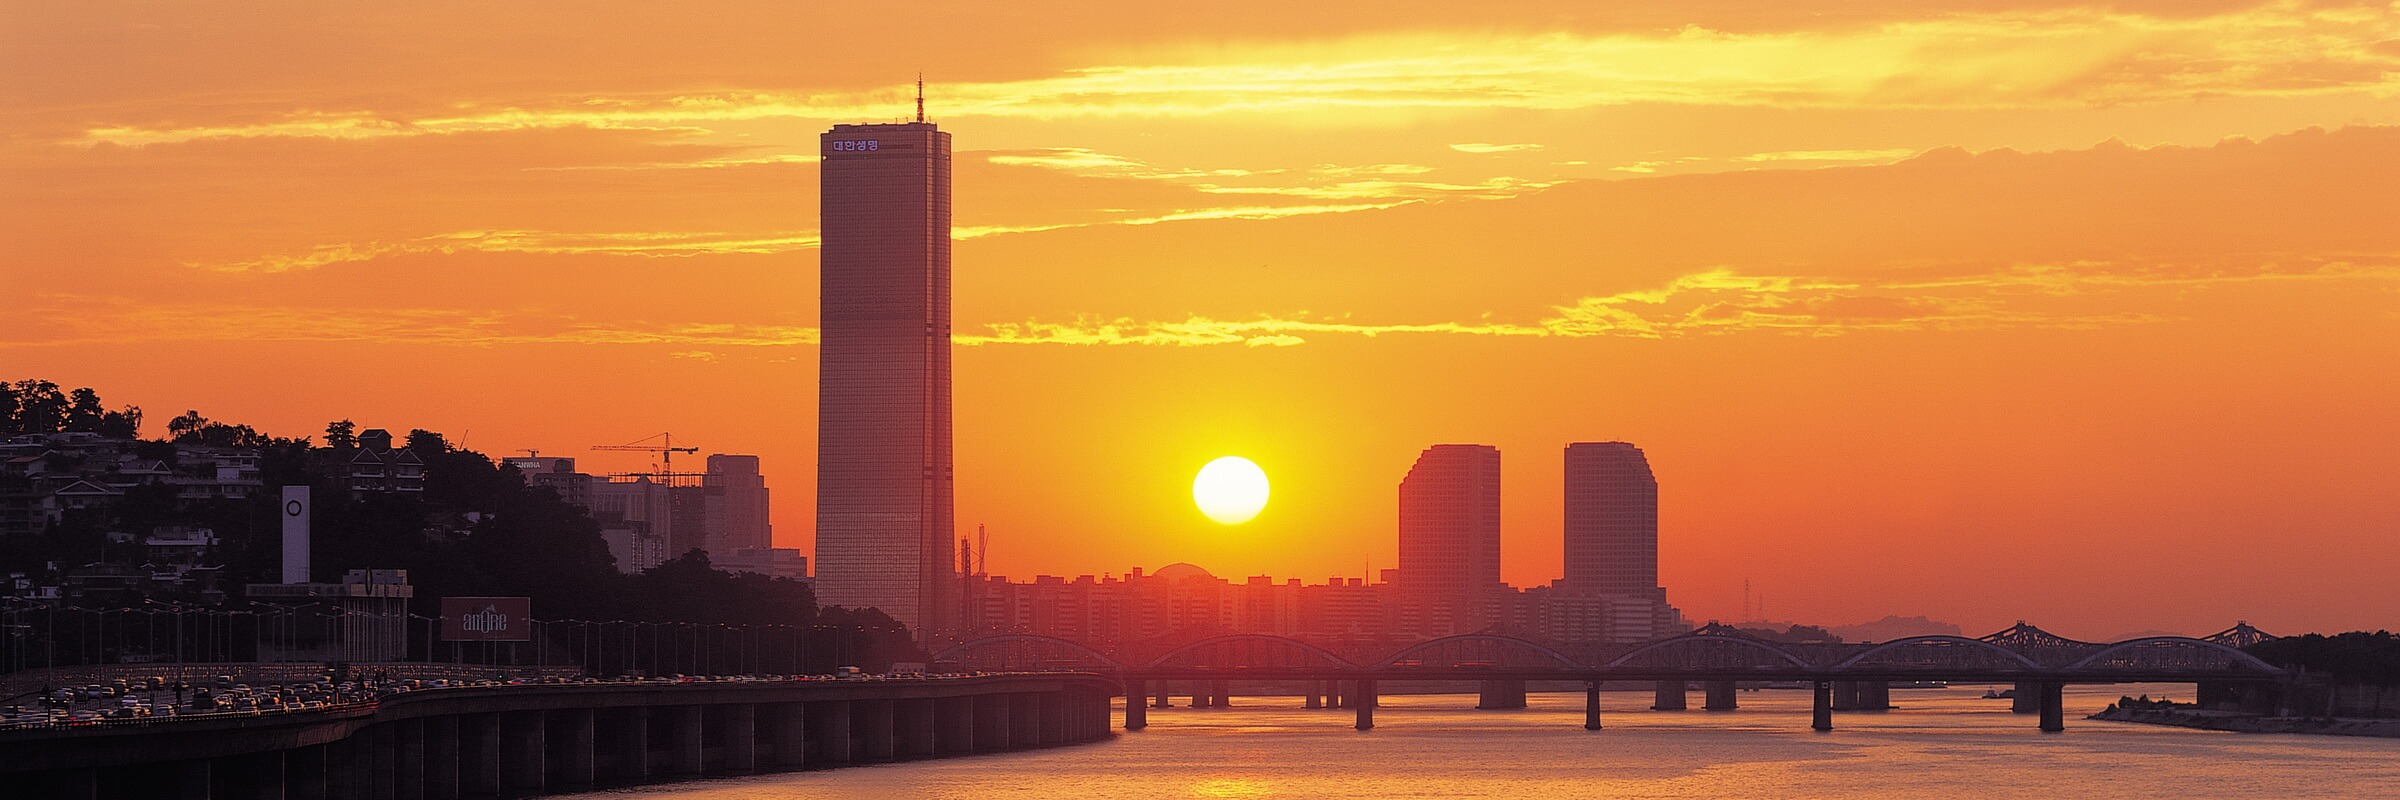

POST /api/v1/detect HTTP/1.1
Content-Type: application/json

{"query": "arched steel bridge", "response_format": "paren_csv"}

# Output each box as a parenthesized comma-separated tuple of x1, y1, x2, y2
(933, 622, 2286, 684)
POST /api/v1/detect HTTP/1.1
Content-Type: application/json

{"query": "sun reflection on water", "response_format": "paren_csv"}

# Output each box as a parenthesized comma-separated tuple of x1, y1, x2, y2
(1191, 778, 1275, 798)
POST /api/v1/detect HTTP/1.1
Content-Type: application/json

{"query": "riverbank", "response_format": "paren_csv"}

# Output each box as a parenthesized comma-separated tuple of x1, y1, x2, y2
(2090, 705, 2400, 738)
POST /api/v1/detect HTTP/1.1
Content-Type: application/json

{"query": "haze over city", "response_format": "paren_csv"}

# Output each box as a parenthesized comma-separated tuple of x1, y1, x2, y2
(6, 3, 2400, 798)
(7, 1, 2399, 638)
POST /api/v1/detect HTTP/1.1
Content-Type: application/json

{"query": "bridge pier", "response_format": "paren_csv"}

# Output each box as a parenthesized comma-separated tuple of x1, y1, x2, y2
(720, 703, 760, 770)
(500, 710, 546, 797)
(938, 696, 976, 755)
(1212, 680, 1232, 708)
(1585, 682, 1603, 730)
(665, 706, 703, 776)
(1011, 693, 1042, 749)
(976, 693, 1011, 751)
(598, 708, 649, 784)
(325, 731, 363, 800)
(1478, 680, 1528, 709)
(1812, 681, 1834, 732)
(1125, 680, 1148, 730)
(1832, 681, 1861, 711)
(1043, 690, 1071, 744)
(1354, 679, 1377, 730)
(1704, 680, 1738, 710)
(1305, 681, 1322, 709)
(710, 701, 758, 768)
(2038, 682, 2066, 732)
(1653, 680, 1688, 711)
(897, 698, 938, 755)
(368, 722, 397, 800)
(394, 718, 426, 800)
(546, 710, 593, 789)
(215, 750, 285, 800)
(286, 745, 327, 800)
(1860, 681, 1890, 711)
(854, 699, 895, 762)
(2013, 681, 2041, 714)
(462, 713, 501, 798)
(811, 700, 853, 765)
(424, 715, 461, 799)
(158, 758, 211, 800)
(768, 702, 808, 769)
(25, 768, 97, 800)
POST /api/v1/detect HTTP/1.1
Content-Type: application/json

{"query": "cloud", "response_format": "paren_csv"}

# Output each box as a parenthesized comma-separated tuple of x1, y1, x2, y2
(1311, 164, 1436, 176)
(954, 315, 1551, 347)
(1735, 149, 1919, 163)
(987, 148, 1538, 200)
(958, 259, 2400, 346)
(522, 154, 821, 171)
(1451, 143, 1547, 154)
(195, 202, 1417, 271)
(13, 258, 2393, 351)
(196, 230, 827, 273)
(985, 148, 1270, 180)
(0, 296, 822, 348)
(1193, 176, 1556, 200)
(70, 5, 2400, 147)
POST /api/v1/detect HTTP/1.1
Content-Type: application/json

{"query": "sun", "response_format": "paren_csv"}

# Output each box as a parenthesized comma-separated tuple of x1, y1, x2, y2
(1193, 456, 1270, 525)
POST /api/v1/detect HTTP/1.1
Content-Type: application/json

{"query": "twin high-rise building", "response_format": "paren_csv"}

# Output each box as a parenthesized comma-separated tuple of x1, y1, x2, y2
(1563, 442, 1658, 595)
(1396, 445, 1504, 633)
(812, 114, 955, 637)
(1391, 440, 1673, 641)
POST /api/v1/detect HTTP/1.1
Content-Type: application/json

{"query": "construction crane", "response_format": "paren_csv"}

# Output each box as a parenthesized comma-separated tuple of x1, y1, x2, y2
(592, 432, 699, 474)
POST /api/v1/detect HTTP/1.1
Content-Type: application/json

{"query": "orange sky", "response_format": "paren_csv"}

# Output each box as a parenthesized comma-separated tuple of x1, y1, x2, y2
(4, 1, 2397, 638)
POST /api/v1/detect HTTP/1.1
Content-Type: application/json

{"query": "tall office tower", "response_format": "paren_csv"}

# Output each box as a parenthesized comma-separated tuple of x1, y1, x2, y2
(1563, 442, 1659, 595)
(703, 454, 772, 555)
(814, 105, 955, 637)
(1397, 444, 1503, 633)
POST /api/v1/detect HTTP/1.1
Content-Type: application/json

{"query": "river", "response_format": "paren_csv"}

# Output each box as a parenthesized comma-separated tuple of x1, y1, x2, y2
(560, 684, 2400, 799)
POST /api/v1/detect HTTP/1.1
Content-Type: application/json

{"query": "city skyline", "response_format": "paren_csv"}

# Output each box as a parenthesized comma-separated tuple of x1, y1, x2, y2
(5, 1, 2398, 638)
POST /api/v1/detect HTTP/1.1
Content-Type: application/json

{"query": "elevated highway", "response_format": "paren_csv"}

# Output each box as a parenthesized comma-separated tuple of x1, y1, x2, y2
(0, 673, 1118, 799)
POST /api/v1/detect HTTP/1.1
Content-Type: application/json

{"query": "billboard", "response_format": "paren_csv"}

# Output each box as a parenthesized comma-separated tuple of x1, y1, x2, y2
(441, 596, 534, 641)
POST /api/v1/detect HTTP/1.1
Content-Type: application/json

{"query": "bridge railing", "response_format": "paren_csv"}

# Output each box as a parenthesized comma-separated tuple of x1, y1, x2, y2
(0, 602, 909, 696)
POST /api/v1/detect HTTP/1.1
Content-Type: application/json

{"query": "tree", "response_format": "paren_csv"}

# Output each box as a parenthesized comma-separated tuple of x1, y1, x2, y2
(405, 429, 447, 457)
(166, 410, 211, 440)
(323, 419, 357, 449)
(11, 379, 68, 434)
(64, 387, 104, 432)
(98, 405, 141, 438)
(2248, 632, 2400, 686)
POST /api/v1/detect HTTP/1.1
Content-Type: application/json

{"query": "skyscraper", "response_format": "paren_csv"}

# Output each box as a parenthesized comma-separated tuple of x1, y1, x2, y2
(702, 454, 771, 555)
(1396, 444, 1502, 634)
(813, 106, 954, 637)
(1563, 441, 1658, 595)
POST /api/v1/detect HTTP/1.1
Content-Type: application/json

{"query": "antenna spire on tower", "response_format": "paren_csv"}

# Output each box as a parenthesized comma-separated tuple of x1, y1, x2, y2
(915, 73, 926, 123)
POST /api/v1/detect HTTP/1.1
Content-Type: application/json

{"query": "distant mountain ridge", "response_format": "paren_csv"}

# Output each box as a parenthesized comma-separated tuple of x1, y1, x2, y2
(1829, 615, 1964, 643)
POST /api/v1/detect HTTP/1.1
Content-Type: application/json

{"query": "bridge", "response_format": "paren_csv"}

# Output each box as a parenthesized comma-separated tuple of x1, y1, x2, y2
(0, 673, 1118, 799)
(932, 622, 2288, 734)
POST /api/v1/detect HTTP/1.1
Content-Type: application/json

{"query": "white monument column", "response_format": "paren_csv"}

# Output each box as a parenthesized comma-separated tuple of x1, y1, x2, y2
(282, 485, 310, 584)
